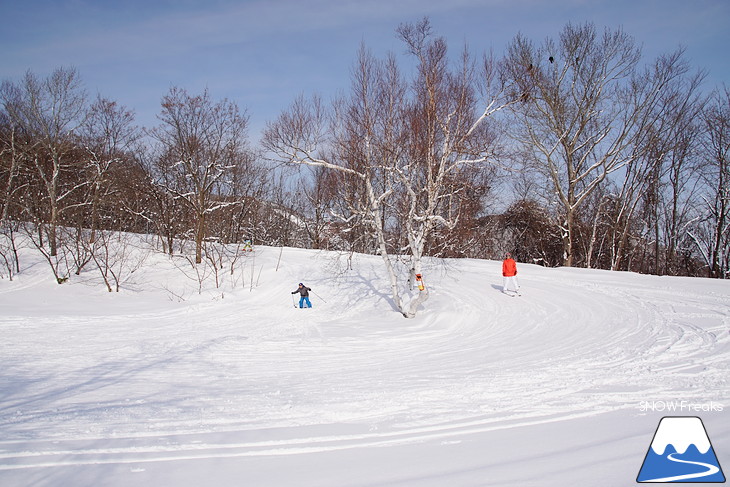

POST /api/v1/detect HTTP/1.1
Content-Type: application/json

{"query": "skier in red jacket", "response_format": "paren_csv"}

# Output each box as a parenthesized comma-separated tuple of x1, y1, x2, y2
(502, 252, 520, 295)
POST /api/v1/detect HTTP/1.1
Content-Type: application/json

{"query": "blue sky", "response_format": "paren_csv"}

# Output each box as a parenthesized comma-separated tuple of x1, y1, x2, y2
(1, 0, 728, 139)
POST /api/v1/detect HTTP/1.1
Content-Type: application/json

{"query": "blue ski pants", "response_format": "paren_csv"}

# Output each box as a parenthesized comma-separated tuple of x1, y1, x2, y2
(299, 296, 312, 308)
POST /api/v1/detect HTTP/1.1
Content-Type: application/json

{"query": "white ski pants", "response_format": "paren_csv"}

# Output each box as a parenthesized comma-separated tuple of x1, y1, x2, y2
(503, 275, 520, 292)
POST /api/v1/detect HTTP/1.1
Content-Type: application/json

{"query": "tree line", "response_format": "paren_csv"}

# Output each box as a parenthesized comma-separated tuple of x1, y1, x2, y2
(1, 20, 728, 300)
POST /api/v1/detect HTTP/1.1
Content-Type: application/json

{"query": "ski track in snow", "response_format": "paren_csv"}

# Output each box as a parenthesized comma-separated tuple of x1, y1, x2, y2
(1, 248, 729, 477)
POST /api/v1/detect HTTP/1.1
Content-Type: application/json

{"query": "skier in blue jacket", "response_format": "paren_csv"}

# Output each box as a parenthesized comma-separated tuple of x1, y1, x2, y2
(292, 283, 312, 308)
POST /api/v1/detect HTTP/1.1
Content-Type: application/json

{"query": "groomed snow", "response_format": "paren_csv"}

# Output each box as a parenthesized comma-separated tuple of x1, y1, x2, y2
(1, 240, 728, 486)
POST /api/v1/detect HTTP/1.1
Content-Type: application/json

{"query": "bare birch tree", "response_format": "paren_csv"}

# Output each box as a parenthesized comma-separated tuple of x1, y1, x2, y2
(502, 23, 691, 266)
(264, 19, 512, 317)
(0, 113, 27, 225)
(0, 67, 88, 258)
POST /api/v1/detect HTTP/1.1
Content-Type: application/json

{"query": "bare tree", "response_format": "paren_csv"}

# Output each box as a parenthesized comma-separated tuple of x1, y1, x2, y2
(295, 165, 339, 249)
(608, 69, 706, 272)
(87, 229, 149, 292)
(0, 113, 28, 226)
(1, 67, 88, 258)
(208, 143, 268, 246)
(0, 112, 26, 278)
(690, 87, 730, 278)
(148, 87, 251, 264)
(138, 149, 187, 255)
(502, 23, 692, 266)
(264, 19, 512, 317)
(392, 20, 511, 313)
(79, 96, 140, 243)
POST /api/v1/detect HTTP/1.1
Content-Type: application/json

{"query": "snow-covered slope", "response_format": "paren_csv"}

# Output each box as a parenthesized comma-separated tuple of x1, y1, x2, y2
(1, 243, 728, 486)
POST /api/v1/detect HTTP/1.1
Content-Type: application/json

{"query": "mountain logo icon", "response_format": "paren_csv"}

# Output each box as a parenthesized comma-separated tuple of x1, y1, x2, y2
(637, 416, 726, 483)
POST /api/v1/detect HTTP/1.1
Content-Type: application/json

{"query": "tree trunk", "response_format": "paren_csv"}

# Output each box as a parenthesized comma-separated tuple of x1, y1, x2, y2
(562, 212, 574, 267)
(195, 211, 205, 264)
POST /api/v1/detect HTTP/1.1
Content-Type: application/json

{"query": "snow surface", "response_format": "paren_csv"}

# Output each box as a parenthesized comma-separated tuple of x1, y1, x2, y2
(1, 240, 729, 486)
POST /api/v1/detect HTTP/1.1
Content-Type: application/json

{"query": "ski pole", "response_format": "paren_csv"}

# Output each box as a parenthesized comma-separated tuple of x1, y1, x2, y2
(291, 293, 297, 308)
(311, 290, 327, 303)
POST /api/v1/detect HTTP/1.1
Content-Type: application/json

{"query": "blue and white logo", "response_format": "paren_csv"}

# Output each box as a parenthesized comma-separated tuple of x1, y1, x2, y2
(637, 416, 725, 483)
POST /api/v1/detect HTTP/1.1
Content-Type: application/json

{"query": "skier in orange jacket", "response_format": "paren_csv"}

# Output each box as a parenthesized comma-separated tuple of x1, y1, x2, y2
(502, 252, 520, 295)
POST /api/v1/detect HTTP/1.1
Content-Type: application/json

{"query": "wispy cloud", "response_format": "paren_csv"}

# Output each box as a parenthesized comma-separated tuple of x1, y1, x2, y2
(2, 0, 728, 133)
